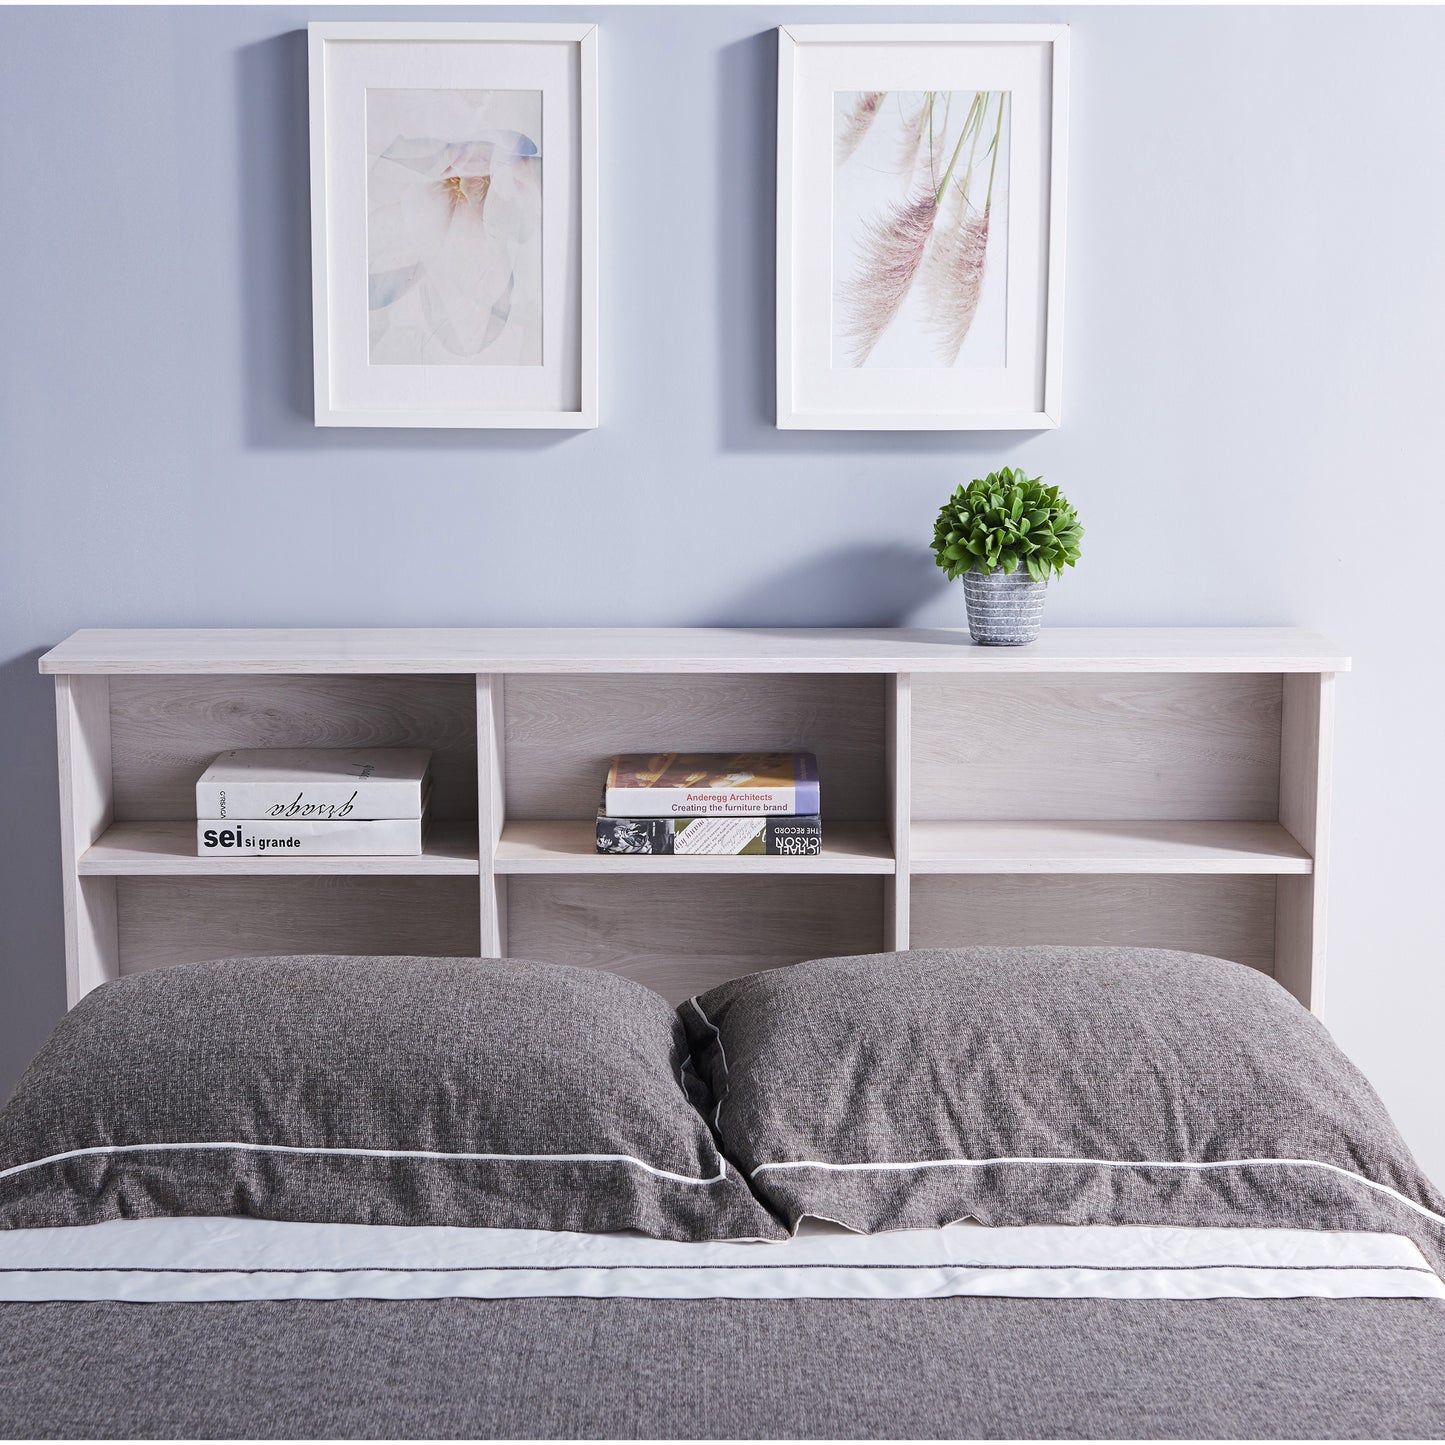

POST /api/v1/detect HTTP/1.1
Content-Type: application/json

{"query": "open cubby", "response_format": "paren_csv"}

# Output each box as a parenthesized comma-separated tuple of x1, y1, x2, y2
(909, 874, 1279, 975)
(43, 628, 1345, 1013)
(910, 673, 1285, 821)
(92, 673, 481, 876)
(115, 876, 481, 970)
(491, 672, 890, 881)
(506, 875, 885, 1001)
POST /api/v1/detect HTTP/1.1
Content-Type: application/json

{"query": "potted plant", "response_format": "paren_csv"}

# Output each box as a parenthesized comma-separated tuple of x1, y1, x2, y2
(930, 468, 1083, 645)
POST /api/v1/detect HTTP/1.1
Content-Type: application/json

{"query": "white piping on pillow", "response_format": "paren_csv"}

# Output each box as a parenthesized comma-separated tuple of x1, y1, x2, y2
(748, 1154, 1445, 1227)
(0, 1141, 730, 1188)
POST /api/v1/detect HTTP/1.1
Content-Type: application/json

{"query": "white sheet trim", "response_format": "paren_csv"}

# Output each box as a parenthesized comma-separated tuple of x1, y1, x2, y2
(0, 1217, 1440, 1305)
(749, 1154, 1445, 1229)
(0, 1141, 728, 1188)
(6, 1264, 1437, 1305)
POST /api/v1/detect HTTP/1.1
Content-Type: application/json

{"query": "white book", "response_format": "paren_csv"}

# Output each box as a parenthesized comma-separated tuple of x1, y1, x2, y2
(196, 814, 428, 857)
(195, 748, 431, 820)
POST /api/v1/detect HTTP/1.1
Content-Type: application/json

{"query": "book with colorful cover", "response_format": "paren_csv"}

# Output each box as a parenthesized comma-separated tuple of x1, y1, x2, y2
(195, 748, 432, 820)
(596, 811, 822, 857)
(603, 752, 819, 818)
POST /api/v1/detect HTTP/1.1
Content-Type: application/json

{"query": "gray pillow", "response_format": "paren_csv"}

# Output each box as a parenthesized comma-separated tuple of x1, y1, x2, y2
(682, 947, 1445, 1267)
(0, 955, 785, 1241)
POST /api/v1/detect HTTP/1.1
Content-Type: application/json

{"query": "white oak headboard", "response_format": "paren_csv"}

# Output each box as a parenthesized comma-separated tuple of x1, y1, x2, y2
(40, 626, 1348, 1011)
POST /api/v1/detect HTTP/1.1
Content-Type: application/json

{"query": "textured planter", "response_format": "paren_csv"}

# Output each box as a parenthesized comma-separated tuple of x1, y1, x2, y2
(963, 565, 1048, 645)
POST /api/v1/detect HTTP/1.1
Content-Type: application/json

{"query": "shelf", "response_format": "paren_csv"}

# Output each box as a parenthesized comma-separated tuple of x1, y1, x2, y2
(493, 820, 895, 874)
(38, 626, 1351, 675)
(78, 820, 480, 877)
(908, 821, 1313, 875)
(77, 819, 1311, 879)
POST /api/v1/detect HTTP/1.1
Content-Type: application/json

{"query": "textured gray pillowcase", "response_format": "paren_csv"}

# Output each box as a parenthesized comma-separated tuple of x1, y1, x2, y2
(0, 955, 785, 1241)
(683, 947, 1445, 1267)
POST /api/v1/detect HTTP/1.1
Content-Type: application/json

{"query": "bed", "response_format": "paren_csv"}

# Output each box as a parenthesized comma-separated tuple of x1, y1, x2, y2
(2, 948, 1443, 1440)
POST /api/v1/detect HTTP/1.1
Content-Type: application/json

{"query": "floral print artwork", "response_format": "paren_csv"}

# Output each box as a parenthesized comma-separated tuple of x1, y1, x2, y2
(366, 89, 543, 366)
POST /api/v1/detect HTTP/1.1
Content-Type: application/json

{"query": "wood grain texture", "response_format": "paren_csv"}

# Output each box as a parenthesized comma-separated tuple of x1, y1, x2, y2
(1274, 877, 1316, 1011)
(505, 876, 884, 1001)
(478, 676, 507, 853)
(908, 820, 1311, 874)
(489, 876, 510, 959)
(477, 675, 507, 955)
(70, 880, 118, 1004)
(39, 627, 1352, 676)
(912, 674, 1284, 821)
(116, 877, 480, 973)
(108, 674, 478, 821)
(494, 820, 892, 873)
(56, 676, 118, 1003)
(503, 673, 886, 820)
(79, 820, 479, 876)
(885, 673, 912, 949)
(910, 874, 1277, 974)
(1275, 672, 1334, 1012)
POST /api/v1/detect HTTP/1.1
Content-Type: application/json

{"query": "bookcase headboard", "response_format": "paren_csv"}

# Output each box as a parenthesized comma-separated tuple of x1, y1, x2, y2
(41, 627, 1347, 1011)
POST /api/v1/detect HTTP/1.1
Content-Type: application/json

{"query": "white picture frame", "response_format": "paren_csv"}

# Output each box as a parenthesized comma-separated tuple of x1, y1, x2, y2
(308, 22, 598, 429)
(777, 24, 1068, 431)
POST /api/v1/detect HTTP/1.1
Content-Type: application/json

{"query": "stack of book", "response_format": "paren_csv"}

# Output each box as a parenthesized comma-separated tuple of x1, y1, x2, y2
(596, 752, 821, 857)
(194, 748, 432, 856)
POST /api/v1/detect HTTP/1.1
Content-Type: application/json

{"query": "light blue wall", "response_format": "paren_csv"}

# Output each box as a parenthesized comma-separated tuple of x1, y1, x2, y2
(3, 6, 1443, 1179)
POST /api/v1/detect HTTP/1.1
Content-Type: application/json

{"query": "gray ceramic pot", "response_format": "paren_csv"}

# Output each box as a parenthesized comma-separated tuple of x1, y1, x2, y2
(962, 565, 1048, 645)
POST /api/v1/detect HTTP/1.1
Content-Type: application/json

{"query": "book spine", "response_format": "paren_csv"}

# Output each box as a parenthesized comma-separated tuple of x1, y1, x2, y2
(596, 815, 822, 857)
(754, 816, 822, 858)
(603, 787, 810, 818)
(196, 818, 425, 856)
(195, 782, 425, 821)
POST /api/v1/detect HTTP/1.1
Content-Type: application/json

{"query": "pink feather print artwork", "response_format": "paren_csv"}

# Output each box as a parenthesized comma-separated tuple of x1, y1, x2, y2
(922, 207, 991, 364)
(832, 89, 1009, 370)
(922, 91, 1007, 364)
(896, 95, 929, 176)
(836, 91, 886, 166)
(838, 193, 939, 367)
(899, 93, 948, 188)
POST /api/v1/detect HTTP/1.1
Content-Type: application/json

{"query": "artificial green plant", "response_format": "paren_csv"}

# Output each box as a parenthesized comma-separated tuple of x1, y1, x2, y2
(931, 468, 1083, 584)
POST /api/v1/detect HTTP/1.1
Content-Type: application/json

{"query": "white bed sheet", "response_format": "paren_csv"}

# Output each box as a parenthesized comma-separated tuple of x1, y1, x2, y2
(0, 1216, 1439, 1304)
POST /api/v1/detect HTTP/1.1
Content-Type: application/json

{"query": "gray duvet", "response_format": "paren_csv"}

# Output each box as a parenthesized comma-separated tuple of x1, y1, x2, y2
(3, 1294, 1444, 1439)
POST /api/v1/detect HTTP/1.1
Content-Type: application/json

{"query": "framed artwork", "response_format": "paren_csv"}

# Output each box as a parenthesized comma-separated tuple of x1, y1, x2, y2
(308, 23, 598, 428)
(776, 25, 1068, 431)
